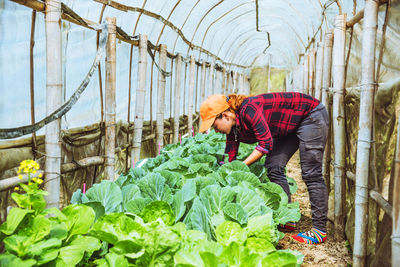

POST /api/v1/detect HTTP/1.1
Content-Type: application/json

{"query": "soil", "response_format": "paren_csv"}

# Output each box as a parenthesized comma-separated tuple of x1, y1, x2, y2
(277, 152, 352, 266)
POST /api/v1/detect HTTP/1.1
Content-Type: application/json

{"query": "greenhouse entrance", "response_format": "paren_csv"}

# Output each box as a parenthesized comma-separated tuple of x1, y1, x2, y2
(1, 0, 399, 266)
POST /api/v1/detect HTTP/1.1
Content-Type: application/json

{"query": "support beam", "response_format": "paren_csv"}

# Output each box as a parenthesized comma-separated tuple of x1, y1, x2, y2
(308, 49, 316, 97)
(44, 0, 62, 208)
(173, 54, 182, 144)
(393, 114, 400, 266)
(104, 17, 116, 181)
(132, 34, 148, 164)
(208, 61, 214, 96)
(221, 68, 226, 95)
(315, 42, 324, 100)
(303, 53, 309, 94)
(188, 56, 195, 136)
(332, 14, 347, 239)
(200, 61, 207, 102)
(156, 44, 167, 150)
(322, 29, 334, 195)
(353, 1, 379, 265)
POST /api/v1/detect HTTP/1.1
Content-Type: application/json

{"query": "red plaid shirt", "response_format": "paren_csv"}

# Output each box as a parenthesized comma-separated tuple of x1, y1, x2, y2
(225, 92, 319, 162)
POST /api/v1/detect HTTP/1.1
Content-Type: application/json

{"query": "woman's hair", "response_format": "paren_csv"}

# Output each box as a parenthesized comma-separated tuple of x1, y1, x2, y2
(226, 94, 251, 112)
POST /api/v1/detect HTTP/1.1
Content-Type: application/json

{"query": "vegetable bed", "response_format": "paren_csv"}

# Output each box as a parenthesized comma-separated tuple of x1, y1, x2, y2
(0, 131, 302, 266)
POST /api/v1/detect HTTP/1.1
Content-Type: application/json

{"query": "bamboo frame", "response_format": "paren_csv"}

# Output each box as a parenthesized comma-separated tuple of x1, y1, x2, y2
(221, 68, 226, 95)
(322, 29, 334, 195)
(200, 61, 207, 103)
(173, 54, 182, 143)
(393, 115, 400, 266)
(156, 44, 167, 150)
(353, 1, 379, 265)
(315, 42, 324, 100)
(44, 0, 62, 208)
(332, 14, 347, 239)
(308, 48, 316, 97)
(104, 17, 116, 181)
(208, 61, 214, 96)
(303, 53, 309, 94)
(188, 56, 195, 136)
(346, 171, 392, 218)
(132, 34, 148, 164)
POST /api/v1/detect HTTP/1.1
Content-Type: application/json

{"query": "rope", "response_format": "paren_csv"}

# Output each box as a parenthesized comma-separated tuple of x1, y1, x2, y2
(147, 43, 172, 77)
(0, 22, 108, 139)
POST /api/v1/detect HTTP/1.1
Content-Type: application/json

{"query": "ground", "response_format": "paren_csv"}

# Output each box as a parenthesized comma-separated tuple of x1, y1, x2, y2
(277, 152, 352, 266)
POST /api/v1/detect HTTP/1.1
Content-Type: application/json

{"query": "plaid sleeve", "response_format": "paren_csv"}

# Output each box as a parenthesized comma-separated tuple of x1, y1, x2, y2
(243, 104, 272, 154)
(225, 133, 240, 162)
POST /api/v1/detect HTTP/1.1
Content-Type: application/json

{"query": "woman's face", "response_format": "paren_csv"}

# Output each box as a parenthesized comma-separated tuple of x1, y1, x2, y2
(212, 112, 235, 135)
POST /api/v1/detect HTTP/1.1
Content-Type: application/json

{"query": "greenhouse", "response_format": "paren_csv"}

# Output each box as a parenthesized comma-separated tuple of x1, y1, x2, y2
(0, 0, 399, 266)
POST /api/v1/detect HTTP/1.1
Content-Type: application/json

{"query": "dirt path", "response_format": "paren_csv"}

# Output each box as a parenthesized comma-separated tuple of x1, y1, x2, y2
(277, 152, 352, 266)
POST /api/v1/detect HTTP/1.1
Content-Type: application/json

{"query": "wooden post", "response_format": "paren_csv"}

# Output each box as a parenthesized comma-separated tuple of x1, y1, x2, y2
(226, 71, 230, 94)
(208, 62, 214, 96)
(322, 30, 334, 108)
(173, 54, 182, 144)
(188, 56, 195, 136)
(303, 53, 309, 94)
(234, 72, 238, 93)
(44, 0, 62, 208)
(104, 17, 117, 181)
(315, 42, 324, 100)
(322, 29, 334, 195)
(240, 73, 244, 94)
(200, 61, 206, 103)
(332, 14, 347, 240)
(353, 1, 378, 265)
(309, 49, 316, 97)
(156, 44, 167, 150)
(393, 115, 400, 266)
(132, 34, 148, 163)
(221, 68, 226, 95)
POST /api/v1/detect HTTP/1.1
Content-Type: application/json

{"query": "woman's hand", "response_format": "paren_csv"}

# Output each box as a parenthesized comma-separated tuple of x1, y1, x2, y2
(243, 149, 263, 166)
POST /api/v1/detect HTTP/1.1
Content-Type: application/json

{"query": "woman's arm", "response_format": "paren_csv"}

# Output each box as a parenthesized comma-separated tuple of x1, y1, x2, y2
(243, 149, 263, 166)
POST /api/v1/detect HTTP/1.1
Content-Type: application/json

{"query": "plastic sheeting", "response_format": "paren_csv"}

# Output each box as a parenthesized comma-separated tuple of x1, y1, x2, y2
(0, 0, 397, 139)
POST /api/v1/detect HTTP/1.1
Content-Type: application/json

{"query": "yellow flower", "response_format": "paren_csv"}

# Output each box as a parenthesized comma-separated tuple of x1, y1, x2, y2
(28, 182, 33, 186)
(32, 170, 37, 174)
(38, 173, 43, 178)
(14, 187, 19, 191)
(18, 174, 23, 180)
(36, 179, 43, 185)
(32, 177, 37, 182)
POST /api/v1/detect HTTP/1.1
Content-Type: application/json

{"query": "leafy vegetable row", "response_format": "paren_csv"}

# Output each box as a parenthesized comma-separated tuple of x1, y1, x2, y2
(0, 131, 302, 266)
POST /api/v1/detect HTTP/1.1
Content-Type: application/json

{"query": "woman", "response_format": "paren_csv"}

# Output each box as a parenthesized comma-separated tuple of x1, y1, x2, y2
(199, 93, 329, 244)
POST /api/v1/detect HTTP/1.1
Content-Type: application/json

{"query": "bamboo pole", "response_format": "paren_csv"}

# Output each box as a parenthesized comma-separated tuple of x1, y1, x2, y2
(234, 72, 239, 94)
(346, 171, 392, 218)
(321, 30, 334, 107)
(200, 61, 206, 102)
(315, 43, 324, 100)
(353, 1, 378, 265)
(156, 44, 167, 150)
(303, 53, 309, 95)
(188, 56, 195, 136)
(208, 62, 214, 96)
(30, 10, 37, 157)
(132, 34, 148, 163)
(309, 48, 316, 97)
(393, 115, 400, 266)
(173, 54, 182, 143)
(221, 68, 226, 95)
(332, 14, 347, 239)
(104, 17, 116, 181)
(322, 29, 334, 195)
(44, 0, 62, 208)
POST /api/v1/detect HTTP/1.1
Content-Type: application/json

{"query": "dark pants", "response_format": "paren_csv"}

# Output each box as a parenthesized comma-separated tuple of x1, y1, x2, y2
(265, 103, 329, 231)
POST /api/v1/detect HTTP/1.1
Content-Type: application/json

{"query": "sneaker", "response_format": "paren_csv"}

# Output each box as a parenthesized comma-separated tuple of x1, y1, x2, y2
(291, 228, 327, 244)
(278, 221, 297, 232)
